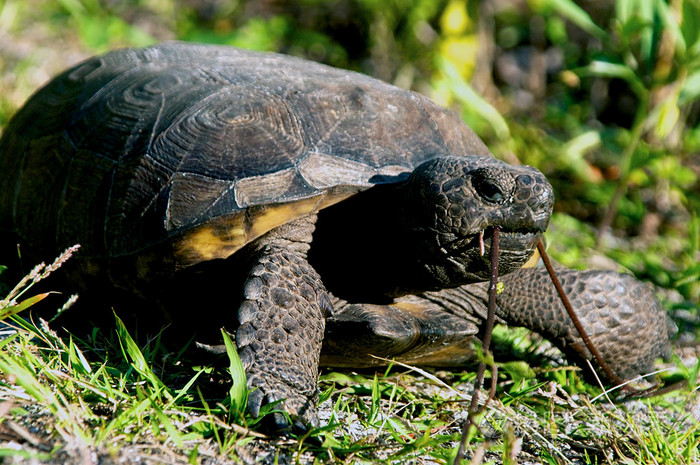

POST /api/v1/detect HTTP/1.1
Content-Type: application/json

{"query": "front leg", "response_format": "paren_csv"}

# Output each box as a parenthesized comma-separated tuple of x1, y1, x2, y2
(236, 245, 332, 431)
(496, 267, 674, 381)
(430, 268, 674, 382)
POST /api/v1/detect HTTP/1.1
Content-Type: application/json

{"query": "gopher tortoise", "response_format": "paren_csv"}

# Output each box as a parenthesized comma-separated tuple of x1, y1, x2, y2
(0, 42, 671, 430)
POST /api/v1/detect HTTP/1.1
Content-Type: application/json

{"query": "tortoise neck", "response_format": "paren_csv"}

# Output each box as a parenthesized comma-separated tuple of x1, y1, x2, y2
(308, 182, 435, 302)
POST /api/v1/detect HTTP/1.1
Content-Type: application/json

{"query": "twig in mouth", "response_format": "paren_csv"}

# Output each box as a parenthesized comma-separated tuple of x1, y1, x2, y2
(455, 226, 500, 463)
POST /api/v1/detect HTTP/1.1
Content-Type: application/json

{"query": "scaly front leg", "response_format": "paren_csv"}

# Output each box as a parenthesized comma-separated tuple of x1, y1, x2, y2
(428, 267, 674, 382)
(236, 244, 332, 431)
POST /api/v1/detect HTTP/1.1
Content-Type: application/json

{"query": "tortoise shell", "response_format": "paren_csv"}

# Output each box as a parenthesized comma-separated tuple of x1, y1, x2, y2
(0, 42, 490, 273)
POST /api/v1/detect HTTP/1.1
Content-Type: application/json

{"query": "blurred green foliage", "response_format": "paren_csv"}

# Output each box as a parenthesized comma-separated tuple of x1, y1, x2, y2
(0, 0, 698, 307)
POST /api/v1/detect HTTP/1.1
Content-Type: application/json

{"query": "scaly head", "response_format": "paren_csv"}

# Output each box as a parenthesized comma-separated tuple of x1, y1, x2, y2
(402, 155, 554, 288)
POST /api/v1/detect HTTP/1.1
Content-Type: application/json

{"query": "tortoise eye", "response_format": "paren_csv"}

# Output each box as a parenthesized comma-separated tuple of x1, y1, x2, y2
(473, 177, 507, 204)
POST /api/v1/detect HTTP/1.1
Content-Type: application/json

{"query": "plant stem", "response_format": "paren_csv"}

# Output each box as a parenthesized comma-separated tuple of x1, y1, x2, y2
(595, 95, 648, 248)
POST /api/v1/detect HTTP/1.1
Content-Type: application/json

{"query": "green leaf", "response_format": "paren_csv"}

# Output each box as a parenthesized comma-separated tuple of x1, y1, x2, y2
(615, 0, 634, 24)
(187, 444, 200, 465)
(152, 403, 184, 449)
(114, 313, 170, 400)
(619, 14, 652, 40)
(437, 57, 510, 140)
(385, 416, 418, 443)
(544, 0, 607, 41)
(681, 0, 700, 52)
(0, 332, 18, 351)
(654, 96, 680, 139)
(168, 370, 204, 408)
(675, 262, 700, 287)
(501, 361, 537, 381)
(561, 131, 603, 182)
(581, 61, 646, 97)
(0, 293, 50, 320)
(221, 329, 247, 414)
(68, 336, 92, 375)
(615, 0, 657, 62)
(369, 373, 381, 424)
(654, 0, 687, 57)
(680, 70, 700, 106)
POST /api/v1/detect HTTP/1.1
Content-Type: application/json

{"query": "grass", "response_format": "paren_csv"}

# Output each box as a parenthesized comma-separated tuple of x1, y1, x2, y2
(1, 263, 698, 464)
(0, 295, 256, 463)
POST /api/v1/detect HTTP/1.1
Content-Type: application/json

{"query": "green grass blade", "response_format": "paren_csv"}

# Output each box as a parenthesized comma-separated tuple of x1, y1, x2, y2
(369, 373, 381, 424)
(221, 329, 247, 415)
(582, 60, 647, 97)
(114, 313, 171, 401)
(68, 336, 92, 375)
(0, 332, 18, 350)
(0, 293, 49, 319)
(95, 396, 153, 443)
(437, 56, 510, 139)
(152, 402, 184, 449)
(167, 369, 204, 408)
(680, 70, 700, 106)
(0, 348, 91, 444)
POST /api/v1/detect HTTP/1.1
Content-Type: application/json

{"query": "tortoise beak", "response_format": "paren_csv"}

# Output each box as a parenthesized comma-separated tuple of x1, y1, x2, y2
(479, 228, 543, 273)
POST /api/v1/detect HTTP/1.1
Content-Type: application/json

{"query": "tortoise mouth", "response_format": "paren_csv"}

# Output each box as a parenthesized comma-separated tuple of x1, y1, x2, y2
(447, 227, 542, 256)
(442, 227, 543, 279)
(482, 228, 542, 253)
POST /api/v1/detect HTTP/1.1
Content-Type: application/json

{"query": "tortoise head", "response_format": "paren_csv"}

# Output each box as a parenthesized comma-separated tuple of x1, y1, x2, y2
(402, 155, 554, 287)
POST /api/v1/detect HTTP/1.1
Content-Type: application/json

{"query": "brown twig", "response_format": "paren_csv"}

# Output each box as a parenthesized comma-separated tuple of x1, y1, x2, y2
(455, 227, 500, 463)
(536, 241, 663, 396)
(536, 241, 623, 384)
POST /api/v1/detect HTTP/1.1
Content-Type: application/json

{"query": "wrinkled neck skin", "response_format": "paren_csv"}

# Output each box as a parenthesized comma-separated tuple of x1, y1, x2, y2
(389, 188, 494, 294)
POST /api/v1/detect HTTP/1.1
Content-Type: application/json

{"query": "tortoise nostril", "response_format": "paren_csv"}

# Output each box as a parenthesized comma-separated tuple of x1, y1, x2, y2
(516, 174, 534, 187)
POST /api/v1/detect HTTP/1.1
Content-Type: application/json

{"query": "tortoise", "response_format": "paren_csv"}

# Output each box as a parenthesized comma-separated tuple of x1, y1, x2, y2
(0, 42, 672, 430)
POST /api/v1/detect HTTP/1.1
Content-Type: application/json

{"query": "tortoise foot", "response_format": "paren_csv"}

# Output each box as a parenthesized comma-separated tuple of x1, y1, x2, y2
(236, 245, 331, 430)
(322, 299, 478, 368)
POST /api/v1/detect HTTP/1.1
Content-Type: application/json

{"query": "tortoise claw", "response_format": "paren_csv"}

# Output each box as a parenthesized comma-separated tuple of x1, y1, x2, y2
(245, 371, 320, 432)
(246, 387, 304, 434)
